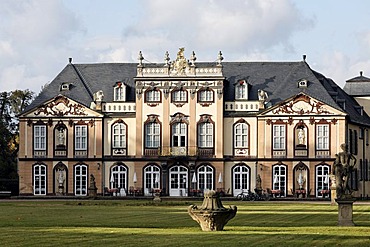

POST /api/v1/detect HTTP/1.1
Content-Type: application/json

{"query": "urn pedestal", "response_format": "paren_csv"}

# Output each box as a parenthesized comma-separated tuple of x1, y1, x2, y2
(188, 190, 237, 231)
(336, 198, 356, 226)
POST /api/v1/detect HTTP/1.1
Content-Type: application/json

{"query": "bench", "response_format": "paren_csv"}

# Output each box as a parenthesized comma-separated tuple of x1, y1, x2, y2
(0, 191, 11, 198)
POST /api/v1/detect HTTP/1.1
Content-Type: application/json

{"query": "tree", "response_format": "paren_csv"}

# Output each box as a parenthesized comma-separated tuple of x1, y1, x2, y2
(0, 90, 34, 191)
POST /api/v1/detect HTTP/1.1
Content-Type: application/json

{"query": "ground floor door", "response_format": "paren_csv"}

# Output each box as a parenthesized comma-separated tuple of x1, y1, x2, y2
(232, 164, 250, 196)
(169, 165, 188, 196)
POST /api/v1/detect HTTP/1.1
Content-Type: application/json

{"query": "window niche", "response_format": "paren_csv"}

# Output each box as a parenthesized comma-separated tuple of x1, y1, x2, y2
(54, 122, 67, 157)
(294, 122, 308, 157)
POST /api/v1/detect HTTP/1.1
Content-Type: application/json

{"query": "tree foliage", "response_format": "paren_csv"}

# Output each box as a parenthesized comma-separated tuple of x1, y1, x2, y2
(0, 90, 34, 181)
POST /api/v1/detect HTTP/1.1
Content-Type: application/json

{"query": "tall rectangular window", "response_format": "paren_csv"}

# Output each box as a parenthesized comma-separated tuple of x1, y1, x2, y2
(33, 164, 47, 195)
(74, 165, 87, 196)
(234, 123, 248, 148)
(75, 125, 87, 150)
(34, 125, 46, 150)
(273, 125, 285, 150)
(317, 125, 329, 150)
(145, 123, 160, 148)
(198, 123, 213, 148)
(113, 123, 126, 148)
(172, 123, 187, 147)
(114, 87, 124, 101)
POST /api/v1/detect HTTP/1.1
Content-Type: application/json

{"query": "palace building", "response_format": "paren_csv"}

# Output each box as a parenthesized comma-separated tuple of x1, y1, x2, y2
(18, 48, 370, 198)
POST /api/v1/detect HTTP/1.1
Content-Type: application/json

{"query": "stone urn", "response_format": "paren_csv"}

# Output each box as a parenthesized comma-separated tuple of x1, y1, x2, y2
(188, 190, 237, 231)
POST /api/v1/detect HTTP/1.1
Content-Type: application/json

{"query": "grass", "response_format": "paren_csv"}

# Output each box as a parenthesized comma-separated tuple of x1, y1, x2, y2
(0, 200, 370, 246)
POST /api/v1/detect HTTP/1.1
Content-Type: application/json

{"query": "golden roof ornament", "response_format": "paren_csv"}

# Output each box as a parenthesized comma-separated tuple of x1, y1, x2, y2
(171, 47, 188, 75)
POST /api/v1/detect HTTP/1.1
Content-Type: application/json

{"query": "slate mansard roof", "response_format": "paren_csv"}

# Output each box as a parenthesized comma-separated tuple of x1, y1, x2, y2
(343, 71, 370, 97)
(25, 60, 370, 126)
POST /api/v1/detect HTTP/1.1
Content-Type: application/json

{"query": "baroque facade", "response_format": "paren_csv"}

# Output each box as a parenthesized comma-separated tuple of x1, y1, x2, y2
(18, 49, 370, 198)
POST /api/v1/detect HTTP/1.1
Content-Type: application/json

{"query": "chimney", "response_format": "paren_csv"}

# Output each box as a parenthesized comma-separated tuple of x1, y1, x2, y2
(303, 54, 307, 62)
(69, 57, 72, 64)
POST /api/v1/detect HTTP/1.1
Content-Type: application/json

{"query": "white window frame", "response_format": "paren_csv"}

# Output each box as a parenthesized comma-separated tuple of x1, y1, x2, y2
(172, 122, 187, 147)
(144, 164, 160, 195)
(198, 122, 214, 148)
(34, 125, 46, 151)
(33, 164, 47, 195)
(273, 125, 286, 150)
(146, 90, 160, 102)
(233, 165, 250, 196)
(273, 165, 286, 197)
(199, 90, 213, 102)
(114, 86, 125, 101)
(112, 123, 126, 148)
(197, 164, 213, 191)
(316, 124, 329, 150)
(74, 164, 87, 196)
(234, 123, 248, 148)
(235, 83, 248, 100)
(316, 164, 330, 197)
(172, 90, 187, 102)
(75, 125, 87, 151)
(145, 122, 160, 148)
(110, 164, 127, 189)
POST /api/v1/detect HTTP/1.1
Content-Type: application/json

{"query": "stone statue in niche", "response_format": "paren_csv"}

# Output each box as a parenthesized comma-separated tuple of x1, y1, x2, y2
(56, 168, 65, 195)
(297, 172, 305, 190)
(297, 128, 306, 146)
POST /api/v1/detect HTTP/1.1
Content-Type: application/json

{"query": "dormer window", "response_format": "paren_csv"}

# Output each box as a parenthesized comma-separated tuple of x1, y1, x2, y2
(298, 79, 308, 88)
(235, 80, 248, 100)
(60, 83, 70, 91)
(114, 82, 126, 101)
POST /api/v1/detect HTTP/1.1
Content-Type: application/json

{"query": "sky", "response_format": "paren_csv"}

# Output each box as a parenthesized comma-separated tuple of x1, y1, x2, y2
(1, 0, 370, 94)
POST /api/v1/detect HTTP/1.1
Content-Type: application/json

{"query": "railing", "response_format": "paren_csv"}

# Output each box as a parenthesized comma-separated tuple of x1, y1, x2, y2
(224, 101, 261, 112)
(137, 66, 222, 77)
(144, 146, 214, 157)
(34, 150, 47, 158)
(74, 150, 87, 158)
(316, 150, 330, 158)
(102, 102, 136, 113)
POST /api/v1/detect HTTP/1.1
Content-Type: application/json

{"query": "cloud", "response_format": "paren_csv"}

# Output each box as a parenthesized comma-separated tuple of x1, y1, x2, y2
(0, 0, 83, 93)
(0, 0, 315, 93)
(118, 0, 314, 61)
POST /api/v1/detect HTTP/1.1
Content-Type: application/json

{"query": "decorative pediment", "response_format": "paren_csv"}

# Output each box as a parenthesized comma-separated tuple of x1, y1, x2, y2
(262, 93, 344, 116)
(27, 95, 102, 117)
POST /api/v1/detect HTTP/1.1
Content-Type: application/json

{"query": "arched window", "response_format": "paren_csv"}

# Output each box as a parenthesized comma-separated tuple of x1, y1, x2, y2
(169, 165, 188, 197)
(272, 164, 287, 197)
(33, 163, 47, 195)
(144, 164, 161, 196)
(112, 120, 127, 154)
(74, 164, 88, 196)
(197, 164, 214, 191)
(110, 164, 127, 190)
(316, 164, 330, 197)
(232, 164, 250, 196)
(234, 122, 249, 148)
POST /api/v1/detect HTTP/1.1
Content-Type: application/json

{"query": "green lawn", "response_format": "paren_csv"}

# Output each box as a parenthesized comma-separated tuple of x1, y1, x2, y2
(0, 200, 370, 246)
